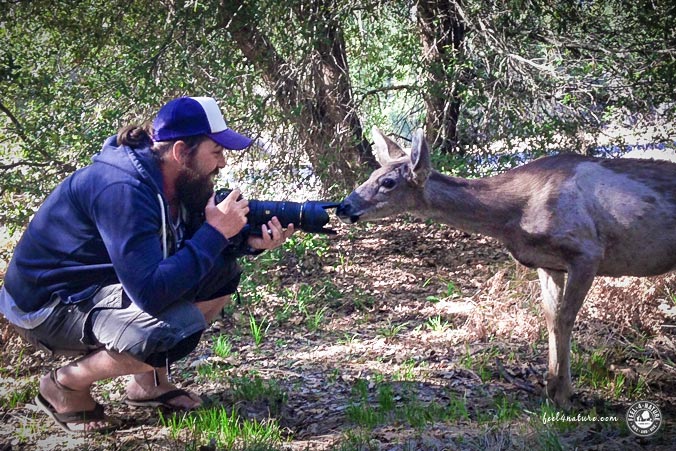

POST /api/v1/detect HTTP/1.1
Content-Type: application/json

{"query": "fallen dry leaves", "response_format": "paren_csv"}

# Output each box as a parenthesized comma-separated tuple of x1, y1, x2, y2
(1, 217, 675, 450)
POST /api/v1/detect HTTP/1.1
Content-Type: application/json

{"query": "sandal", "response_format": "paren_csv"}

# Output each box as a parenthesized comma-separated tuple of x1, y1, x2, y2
(125, 388, 201, 410)
(34, 370, 117, 434)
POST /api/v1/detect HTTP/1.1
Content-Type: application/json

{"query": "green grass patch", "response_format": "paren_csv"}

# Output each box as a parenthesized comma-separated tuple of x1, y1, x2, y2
(426, 314, 450, 333)
(196, 363, 230, 382)
(425, 278, 462, 303)
(160, 406, 285, 450)
(460, 344, 500, 383)
(377, 320, 409, 340)
(571, 344, 651, 399)
(249, 314, 270, 347)
(213, 334, 234, 359)
(229, 373, 287, 406)
(393, 359, 418, 381)
(330, 429, 380, 451)
(279, 281, 339, 331)
(0, 378, 37, 410)
(286, 233, 331, 259)
(492, 394, 522, 423)
(346, 380, 472, 431)
(446, 391, 470, 422)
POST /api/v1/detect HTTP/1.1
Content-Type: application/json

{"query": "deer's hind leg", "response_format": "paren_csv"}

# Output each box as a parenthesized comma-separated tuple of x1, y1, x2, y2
(539, 258, 597, 408)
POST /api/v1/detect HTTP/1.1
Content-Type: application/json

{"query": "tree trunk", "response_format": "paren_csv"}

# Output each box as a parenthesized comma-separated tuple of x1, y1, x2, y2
(218, 1, 374, 193)
(416, 0, 466, 154)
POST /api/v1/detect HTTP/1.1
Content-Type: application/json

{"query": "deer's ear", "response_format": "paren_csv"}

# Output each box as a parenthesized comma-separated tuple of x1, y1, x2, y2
(409, 128, 431, 185)
(372, 126, 406, 166)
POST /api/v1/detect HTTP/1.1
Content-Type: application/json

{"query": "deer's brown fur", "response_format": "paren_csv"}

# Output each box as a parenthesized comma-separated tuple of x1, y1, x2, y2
(337, 127, 676, 407)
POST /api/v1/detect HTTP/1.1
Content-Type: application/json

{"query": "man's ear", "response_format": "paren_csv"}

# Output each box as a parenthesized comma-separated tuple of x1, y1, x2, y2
(170, 140, 189, 165)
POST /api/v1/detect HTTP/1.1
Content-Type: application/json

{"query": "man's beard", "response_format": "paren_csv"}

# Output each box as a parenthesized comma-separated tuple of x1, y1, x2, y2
(175, 163, 217, 214)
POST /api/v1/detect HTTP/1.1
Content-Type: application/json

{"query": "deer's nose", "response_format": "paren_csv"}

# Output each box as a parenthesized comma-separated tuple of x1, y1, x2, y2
(336, 201, 350, 217)
(336, 201, 360, 223)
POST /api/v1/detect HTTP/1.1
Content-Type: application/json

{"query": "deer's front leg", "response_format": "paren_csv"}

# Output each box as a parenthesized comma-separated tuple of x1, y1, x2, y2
(539, 261, 597, 408)
(538, 268, 566, 403)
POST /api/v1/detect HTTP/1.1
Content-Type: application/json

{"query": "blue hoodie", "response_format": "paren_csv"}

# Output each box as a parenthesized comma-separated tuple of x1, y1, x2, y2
(4, 136, 243, 316)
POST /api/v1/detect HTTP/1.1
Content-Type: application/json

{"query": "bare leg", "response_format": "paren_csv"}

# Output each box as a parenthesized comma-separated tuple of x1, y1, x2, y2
(41, 349, 155, 431)
(539, 261, 597, 408)
(42, 294, 235, 428)
(196, 294, 232, 323)
(124, 295, 232, 408)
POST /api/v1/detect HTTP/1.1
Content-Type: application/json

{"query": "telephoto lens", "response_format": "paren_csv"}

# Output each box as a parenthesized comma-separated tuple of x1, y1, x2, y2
(214, 189, 339, 235)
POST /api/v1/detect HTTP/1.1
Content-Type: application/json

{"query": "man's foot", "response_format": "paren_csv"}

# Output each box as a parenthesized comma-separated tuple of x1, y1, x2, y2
(124, 380, 202, 411)
(36, 370, 116, 434)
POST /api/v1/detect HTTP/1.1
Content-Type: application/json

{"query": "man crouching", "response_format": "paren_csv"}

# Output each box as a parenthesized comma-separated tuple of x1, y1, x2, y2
(0, 96, 294, 433)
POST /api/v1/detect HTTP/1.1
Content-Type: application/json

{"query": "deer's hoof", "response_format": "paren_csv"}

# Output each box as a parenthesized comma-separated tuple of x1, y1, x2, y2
(545, 374, 572, 410)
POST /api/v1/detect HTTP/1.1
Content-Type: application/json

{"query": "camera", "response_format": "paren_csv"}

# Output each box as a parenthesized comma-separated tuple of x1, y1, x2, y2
(215, 189, 339, 235)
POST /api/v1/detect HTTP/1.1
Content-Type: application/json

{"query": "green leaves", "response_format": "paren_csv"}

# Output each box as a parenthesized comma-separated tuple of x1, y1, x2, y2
(1, 0, 674, 230)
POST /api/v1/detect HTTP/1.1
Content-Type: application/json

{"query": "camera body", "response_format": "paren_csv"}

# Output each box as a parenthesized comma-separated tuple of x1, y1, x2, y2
(214, 189, 338, 235)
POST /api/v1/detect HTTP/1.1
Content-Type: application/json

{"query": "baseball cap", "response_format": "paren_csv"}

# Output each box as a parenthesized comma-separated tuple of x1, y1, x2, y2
(152, 96, 253, 150)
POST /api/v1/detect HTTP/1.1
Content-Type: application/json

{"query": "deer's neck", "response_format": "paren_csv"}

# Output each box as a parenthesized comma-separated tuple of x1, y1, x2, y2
(420, 171, 524, 239)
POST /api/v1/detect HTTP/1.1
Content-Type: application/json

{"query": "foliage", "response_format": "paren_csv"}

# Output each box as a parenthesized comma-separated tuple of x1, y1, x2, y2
(0, 0, 256, 229)
(1, 0, 675, 230)
(454, 0, 676, 152)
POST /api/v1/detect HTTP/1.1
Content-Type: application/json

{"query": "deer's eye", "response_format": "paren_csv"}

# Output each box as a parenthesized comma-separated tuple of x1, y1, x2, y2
(381, 178, 396, 189)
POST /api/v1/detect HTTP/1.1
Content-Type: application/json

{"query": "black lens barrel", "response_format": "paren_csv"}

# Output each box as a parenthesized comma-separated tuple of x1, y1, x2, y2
(249, 200, 303, 230)
(213, 189, 337, 234)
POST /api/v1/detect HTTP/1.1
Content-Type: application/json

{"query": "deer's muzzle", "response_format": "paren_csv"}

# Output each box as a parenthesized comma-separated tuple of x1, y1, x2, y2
(336, 201, 360, 224)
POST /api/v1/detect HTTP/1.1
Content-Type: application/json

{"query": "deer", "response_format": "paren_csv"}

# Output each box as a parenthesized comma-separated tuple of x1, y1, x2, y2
(336, 127, 676, 408)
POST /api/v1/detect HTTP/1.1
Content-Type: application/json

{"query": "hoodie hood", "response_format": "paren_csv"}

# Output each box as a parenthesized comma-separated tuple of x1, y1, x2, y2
(92, 136, 177, 259)
(93, 135, 165, 196)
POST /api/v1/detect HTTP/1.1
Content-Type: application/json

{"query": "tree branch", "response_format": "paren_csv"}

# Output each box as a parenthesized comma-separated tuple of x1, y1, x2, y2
(0, 101, 77, 173)
(0, 100, 33, 148)
(1, 160, 52, 170)
(360, 84, 416, 97)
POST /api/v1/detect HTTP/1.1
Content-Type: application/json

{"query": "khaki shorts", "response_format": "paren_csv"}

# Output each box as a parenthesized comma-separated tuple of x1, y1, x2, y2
(15, 285, 205, 366)
(15, 257, 242, 366)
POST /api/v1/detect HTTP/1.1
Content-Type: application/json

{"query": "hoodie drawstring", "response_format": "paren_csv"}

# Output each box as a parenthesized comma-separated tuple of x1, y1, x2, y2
(158, 194, 168, 259)
(156, 193, 169, 385)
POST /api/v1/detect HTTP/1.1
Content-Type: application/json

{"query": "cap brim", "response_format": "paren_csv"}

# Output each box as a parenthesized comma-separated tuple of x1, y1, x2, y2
(208, 129, 253, 150)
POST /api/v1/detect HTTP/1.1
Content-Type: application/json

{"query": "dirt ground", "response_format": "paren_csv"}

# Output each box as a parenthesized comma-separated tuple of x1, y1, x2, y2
(1, 218, 675, 450)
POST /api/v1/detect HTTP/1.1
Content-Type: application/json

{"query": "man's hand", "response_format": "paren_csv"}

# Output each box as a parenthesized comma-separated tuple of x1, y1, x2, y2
(205, 189, 249, 239)
(247, 216, 295, 250)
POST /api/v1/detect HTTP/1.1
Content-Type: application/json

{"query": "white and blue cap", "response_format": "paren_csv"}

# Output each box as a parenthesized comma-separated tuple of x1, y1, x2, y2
(152, 96, 253, 150)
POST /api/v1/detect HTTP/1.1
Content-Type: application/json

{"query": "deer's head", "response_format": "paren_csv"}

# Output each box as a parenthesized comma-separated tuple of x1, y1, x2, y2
(337, 127, 431, 224)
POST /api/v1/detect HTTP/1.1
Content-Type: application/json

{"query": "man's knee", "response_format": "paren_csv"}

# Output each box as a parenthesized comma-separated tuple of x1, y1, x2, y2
(197, 295, 231, 323)
(92, 298, 207, 365)
(142, 331, 203, 367)
(121, 321, 206, 367)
